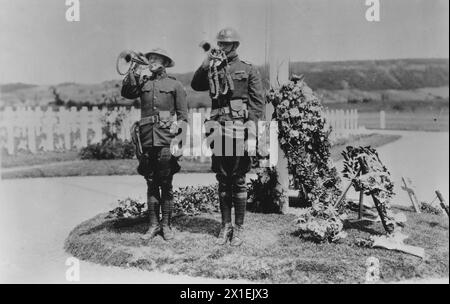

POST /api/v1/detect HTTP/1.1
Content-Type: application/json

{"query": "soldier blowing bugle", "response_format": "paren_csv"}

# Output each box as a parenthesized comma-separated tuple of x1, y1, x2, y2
(121, 48, 188, 241)
(191, 27, 265, 246)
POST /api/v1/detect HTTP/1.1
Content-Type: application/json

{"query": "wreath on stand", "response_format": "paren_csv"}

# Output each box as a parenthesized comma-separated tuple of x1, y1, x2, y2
(341, 146, 397, 234)
(341, 146, 394, 202)
(250, 75, 344, 242)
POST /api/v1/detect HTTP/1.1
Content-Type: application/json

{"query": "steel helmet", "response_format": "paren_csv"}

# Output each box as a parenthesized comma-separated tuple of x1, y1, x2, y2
(216, 27, 240, 46)
(145, 48, 175, 68)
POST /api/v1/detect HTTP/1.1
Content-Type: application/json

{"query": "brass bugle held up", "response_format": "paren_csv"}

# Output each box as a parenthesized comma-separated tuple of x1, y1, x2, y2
(198, 41, 225, 61)
(116, 50, 149, 76)
(199, 41, 212, 52)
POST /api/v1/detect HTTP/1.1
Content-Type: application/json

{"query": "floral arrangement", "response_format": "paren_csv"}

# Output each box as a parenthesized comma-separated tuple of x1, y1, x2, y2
(247, 167, 287, 213)
(173, 184, 220, 216)
(261, 75, 344, 243)
(293, 203, 347, 243)
(107, 184, 220, 220)
(107, 197, 147, 219)
(266, 75, 342, 206)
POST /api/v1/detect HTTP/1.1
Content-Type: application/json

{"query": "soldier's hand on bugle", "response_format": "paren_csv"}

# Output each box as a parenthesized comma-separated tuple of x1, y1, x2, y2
(125, 69, 138, 86)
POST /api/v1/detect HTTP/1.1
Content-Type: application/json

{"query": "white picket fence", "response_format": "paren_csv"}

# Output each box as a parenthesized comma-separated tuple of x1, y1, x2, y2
(0, 106, 360, 155)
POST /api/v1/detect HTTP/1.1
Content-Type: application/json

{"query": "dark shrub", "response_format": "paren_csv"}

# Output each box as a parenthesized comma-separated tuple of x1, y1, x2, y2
(80, 139, 135, 160)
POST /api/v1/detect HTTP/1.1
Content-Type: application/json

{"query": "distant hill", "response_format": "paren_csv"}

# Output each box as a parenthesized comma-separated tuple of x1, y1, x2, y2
(0, 83, 38, 94)
(0, 58, 448, 108)
(172, 58, 449, 91)
(288, 58, 449, 91)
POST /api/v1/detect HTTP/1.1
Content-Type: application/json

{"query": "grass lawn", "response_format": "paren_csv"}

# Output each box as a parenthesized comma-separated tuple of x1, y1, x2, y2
(64, 207, 449, 283)
(1, 150, 80, 168)
(1, 133, 401, 179)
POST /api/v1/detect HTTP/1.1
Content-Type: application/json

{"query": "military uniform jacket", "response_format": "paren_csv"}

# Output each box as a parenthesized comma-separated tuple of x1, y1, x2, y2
(121, 72, 188, 147)
(190, 53, 265, 124)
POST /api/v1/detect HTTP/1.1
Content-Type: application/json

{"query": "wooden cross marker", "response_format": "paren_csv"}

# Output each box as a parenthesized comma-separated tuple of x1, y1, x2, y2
(435, 190, 449, 217)
(358, 190, 365, 220)
(372, 232, 425, 259)
(401, 177, 421, 213)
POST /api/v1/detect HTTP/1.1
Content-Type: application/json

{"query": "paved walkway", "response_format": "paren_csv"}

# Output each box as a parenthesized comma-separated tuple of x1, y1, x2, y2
(0, 130, 448, 283)
(0, 174, 251, 283)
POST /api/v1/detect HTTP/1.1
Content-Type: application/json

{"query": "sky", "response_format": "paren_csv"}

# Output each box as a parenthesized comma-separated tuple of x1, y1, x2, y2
(0, 0, 448, 85)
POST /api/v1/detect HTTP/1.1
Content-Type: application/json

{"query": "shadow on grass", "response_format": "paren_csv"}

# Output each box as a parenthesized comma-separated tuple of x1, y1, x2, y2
(100, 214, 222, 237)
(171, 216, 221, 236)
(343, 219, 384, 236)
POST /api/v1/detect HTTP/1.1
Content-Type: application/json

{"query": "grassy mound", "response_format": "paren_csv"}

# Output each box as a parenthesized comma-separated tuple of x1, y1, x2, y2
(64, 208, 448, 283)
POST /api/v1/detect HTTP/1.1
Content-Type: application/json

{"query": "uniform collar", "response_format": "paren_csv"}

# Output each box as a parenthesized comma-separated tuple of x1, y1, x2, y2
(226, 51, 239, 63)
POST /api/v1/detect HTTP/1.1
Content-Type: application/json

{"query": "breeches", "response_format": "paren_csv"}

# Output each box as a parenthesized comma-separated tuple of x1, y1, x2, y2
(142, 146, 178, 226)
(215, 156, 248, 227)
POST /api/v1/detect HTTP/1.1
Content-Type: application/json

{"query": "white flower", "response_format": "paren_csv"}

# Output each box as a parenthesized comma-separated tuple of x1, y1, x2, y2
(289, 130, 300, 138)
(289, 107, 301, 118)
(281, 111, 290, 119)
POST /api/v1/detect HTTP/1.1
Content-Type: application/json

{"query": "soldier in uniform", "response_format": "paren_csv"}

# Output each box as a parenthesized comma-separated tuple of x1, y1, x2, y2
(191, 28, 265, 246)
(121, 48, 188, 241)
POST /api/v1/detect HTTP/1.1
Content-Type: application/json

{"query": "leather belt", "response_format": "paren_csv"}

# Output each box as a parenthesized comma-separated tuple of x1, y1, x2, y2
(140, 115, 159, 126)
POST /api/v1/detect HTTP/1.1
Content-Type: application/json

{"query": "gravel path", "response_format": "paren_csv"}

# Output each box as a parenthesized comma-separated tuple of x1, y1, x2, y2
(0, 130, 448, 283)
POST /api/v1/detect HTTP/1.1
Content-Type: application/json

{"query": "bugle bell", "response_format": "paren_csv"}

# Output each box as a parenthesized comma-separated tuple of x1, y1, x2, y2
(116, 50, 149, 76)
(199, 40, 212, 52)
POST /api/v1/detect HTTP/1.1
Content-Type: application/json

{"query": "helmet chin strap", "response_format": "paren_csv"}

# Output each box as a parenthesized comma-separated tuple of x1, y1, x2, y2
(223, 43, 238, 56)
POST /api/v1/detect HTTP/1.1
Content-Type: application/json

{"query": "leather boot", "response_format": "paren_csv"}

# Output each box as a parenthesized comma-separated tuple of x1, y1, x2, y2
(160, 176, 175, 241)
(161, 225, 175, 241)
(143, 176, 161, 241)
(230, 225, 244, 247)
(216, 223, 233, 245)
(141, 225, 161, 240)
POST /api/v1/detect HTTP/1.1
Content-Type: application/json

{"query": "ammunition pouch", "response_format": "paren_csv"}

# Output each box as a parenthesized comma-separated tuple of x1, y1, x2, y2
(158, 111, 176, 130)
(229, 99, 248, 120)
(210, 98, 248, 121)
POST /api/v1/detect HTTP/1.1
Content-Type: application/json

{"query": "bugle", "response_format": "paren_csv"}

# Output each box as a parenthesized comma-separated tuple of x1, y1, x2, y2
(116, 50, 149, 76)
